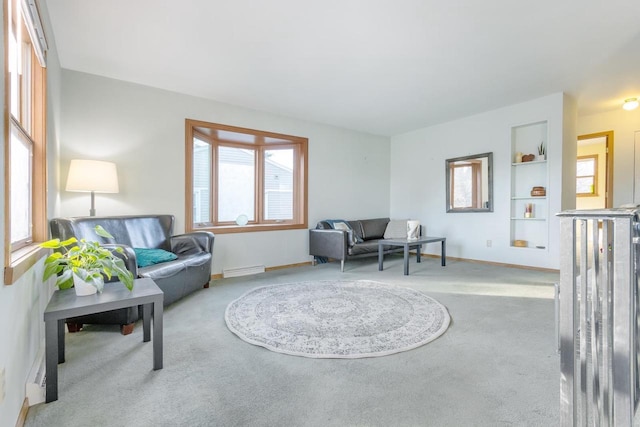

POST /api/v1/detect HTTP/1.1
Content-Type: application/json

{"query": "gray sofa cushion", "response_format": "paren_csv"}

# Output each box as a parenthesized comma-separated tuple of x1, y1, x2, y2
(360, 218, 390, 240)
(347, 220, 364, 243)
(51, 215, 174, 251)
(384, 219, 408, 239)
(319, 219, 358, 246)
(330, 221, 357, 246)
(349, 240, 392, 255)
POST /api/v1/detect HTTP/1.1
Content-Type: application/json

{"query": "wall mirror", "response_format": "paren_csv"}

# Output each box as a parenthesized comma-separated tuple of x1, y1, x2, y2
(445, 152, 493, 212)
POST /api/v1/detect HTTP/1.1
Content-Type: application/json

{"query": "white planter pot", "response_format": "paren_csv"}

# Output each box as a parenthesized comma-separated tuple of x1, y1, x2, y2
(73, 274, 100, 296)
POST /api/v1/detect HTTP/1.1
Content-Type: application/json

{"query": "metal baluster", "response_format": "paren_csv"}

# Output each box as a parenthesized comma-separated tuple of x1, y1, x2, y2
(590, 219, 601, 427)
(612, 216, 634, 425)
(601, 220, 612, 425)
(580, 219, 589, 424)
(560, 215, 577, 426)
(635, 217, 640, 413)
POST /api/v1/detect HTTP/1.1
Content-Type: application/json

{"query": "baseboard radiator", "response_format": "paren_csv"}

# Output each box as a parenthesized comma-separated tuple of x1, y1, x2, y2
(223, 265, 265, 278)
(558, 208, 640, 426)
(26, 347, 46, 406)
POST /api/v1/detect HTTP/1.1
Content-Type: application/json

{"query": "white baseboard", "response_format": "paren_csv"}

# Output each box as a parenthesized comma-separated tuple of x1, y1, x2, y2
(26, 346, 46, 406)
(223, 265, 266, 278)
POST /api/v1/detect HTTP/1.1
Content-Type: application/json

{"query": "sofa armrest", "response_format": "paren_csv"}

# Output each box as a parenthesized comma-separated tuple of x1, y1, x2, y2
(170, 231, 215, 256)
(103, 244, 138, 280)
(309, 229, 348, 260)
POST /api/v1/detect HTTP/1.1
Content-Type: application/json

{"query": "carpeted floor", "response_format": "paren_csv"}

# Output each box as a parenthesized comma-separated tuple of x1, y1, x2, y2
(26, 256, 561, 426)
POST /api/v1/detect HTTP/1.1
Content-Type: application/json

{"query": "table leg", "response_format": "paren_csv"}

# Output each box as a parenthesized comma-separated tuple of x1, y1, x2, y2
(58, 319, 65, 363)
(441, 239, 446, 266)
(153, 299, 163, 370)
(404, 244, 410, 275)
(141, 304, 151, 343)
(45, 319, 59, 403)
(417, 245, 422, 263)
(378, 242, 384, 271)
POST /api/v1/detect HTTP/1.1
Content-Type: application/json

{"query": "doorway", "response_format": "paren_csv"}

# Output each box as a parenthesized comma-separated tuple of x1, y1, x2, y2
(577, 131, 614, 209)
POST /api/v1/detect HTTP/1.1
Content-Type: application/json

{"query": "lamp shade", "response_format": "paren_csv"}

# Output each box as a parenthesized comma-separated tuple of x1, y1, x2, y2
(66, 159, 119, 193)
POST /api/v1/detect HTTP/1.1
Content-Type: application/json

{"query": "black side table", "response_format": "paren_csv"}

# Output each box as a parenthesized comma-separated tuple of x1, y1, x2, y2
(44, 278, 164, 402)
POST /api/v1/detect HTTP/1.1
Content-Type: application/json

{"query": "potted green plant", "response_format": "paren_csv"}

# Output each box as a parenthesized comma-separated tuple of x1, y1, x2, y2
(538, 142, 546, 160)
(41, 225, 134, 296)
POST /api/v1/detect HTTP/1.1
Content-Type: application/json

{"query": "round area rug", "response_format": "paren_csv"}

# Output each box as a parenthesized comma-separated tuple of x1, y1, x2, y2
(224, 280, 451, 358)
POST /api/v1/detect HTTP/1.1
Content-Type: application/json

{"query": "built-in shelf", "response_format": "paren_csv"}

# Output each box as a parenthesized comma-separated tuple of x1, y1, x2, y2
(511, 160, 547, 166)
(510, 121, 549, 249)
(511, 196, 547, 200)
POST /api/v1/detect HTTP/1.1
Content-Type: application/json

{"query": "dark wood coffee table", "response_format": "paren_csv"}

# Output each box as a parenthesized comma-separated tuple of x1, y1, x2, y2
(44, 278, 164, 402)
(378, 236, 446, 275)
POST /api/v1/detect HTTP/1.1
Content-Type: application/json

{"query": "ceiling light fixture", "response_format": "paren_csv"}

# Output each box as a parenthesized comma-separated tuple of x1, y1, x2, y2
(623, 98, 639, 111)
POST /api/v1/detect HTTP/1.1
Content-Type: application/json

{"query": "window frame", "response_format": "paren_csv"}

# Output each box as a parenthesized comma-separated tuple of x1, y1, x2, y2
(3, 0, 48, 284)
(576, 154, 598, 197)
(185, 119, 308, 234)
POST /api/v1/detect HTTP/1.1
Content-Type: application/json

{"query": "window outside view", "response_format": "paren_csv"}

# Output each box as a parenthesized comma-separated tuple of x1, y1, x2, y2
(193, 138, 211, 224)
(576, 157, 596, 195)
(264, 148, 293, 220)
(10, 129, 32, 245)
(217, 146, 256, 222)
(192, 141, 294, 224)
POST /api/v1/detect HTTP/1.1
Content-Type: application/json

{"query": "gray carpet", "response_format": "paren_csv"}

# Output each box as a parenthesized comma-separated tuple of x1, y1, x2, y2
(26, 256, 560, 426)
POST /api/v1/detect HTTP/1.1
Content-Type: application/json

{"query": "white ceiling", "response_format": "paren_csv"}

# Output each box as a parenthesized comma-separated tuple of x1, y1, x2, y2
(43, 0, 640, 136)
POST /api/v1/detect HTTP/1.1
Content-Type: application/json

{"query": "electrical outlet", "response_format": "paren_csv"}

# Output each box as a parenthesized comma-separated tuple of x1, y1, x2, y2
(0, 367, 5, 404)
(486, 240, 492, 247)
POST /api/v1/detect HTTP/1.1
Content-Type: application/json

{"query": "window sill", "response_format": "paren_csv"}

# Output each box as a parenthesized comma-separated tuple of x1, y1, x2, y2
(4, 244, 49, 285)
(192, 222, 308, 234)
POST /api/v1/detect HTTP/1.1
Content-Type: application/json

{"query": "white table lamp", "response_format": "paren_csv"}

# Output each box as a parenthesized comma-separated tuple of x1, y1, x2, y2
(66, 159, 119, 216)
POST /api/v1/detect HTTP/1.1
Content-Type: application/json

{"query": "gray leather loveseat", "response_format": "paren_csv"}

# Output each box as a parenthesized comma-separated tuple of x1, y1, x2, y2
(49, 214, 215, 334)
(309, 217, 422, 271)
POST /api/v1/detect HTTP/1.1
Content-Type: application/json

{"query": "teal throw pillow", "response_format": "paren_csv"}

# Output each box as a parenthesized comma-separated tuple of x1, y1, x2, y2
(133, 248, 178, 268)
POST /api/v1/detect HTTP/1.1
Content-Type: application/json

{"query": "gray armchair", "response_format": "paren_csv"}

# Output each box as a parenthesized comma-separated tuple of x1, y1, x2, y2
(49, 215, 215, 334)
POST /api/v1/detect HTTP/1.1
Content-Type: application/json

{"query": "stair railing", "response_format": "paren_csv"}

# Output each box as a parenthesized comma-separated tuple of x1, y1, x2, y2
(557, 207, 640, 426)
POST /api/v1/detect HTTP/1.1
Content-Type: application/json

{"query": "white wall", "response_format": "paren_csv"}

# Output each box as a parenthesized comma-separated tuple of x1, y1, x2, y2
(0, 261, 54, 425)
(561, 93, 578, 211)
(0, 1, 62, 425)
(59, 71, 391, 274)
(577, 107, 640, 206)
(636, 131, 640, 203)
(389, 93, 574, 269)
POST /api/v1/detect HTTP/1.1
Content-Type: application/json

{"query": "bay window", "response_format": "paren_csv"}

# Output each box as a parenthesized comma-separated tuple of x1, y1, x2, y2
(186, 120, 307, 233)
